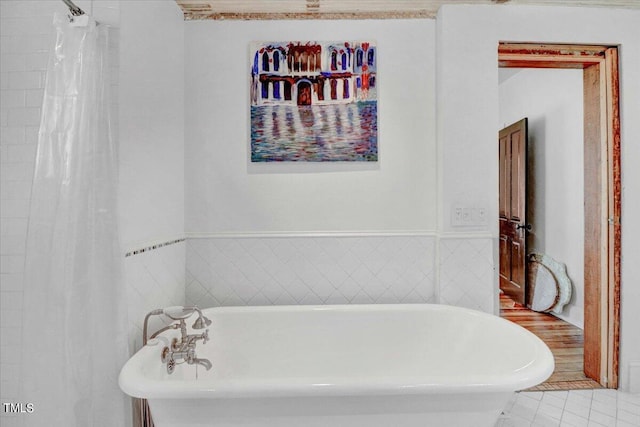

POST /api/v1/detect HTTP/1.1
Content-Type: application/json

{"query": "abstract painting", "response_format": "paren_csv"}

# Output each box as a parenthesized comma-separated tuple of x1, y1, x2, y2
(250, 41, 378, 162)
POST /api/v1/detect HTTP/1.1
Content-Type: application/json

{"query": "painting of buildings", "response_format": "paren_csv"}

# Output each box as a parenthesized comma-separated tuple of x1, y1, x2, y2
(250, 41, 378, 162)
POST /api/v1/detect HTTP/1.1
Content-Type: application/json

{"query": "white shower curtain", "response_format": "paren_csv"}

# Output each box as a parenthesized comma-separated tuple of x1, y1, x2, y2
(22, 13, 129, 427)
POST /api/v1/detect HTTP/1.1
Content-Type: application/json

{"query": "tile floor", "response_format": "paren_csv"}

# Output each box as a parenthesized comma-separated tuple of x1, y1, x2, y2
(496, 389, 640, 426)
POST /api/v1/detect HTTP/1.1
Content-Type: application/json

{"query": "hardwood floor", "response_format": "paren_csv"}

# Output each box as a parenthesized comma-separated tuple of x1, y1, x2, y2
(499, 294, 601, 391)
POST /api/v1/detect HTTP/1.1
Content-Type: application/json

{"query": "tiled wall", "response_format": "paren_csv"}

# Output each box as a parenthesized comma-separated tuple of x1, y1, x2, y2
(186, 235, 495, 314)
(124, 240, 185, 352)
(1, 1, 63, 420)
(186, 236, 437, 307)
(1, 2, 185, 424)
(439, 237, 495, 313)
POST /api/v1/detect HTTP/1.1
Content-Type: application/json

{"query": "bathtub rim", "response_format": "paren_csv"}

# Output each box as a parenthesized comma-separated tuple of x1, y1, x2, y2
(119, 303, 555, 400)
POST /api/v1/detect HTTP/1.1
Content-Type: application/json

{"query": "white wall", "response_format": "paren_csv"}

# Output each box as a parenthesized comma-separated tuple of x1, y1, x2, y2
(118, 0, 186, 351)
(119, 1, 185, 250)
(183, 19, 450, 309)
(185, 20, 436, 235)
(499, 68, 584, 328)
(438, 4, 640, 391)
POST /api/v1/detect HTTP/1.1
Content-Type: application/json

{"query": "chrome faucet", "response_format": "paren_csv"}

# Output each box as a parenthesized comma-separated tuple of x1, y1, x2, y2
(143, 306, 213, 374)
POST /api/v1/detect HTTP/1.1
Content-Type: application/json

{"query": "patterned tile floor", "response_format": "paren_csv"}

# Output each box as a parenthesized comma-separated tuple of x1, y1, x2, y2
(496, 388, 640, 426)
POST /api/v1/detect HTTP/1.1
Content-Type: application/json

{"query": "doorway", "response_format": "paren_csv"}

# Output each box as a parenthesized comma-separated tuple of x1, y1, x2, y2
(497, 43, 621, 389)
(297, 81, 312, 105)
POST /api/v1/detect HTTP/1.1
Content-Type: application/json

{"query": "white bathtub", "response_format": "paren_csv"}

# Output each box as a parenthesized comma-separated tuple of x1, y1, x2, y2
(119, 304, 554, 427)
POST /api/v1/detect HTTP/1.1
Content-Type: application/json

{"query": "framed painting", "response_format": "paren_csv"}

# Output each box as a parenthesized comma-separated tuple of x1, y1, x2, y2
(250, 41, 378, 162)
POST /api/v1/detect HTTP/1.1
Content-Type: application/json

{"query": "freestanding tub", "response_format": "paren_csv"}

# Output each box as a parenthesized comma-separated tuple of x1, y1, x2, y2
(119, 304, 554, 427)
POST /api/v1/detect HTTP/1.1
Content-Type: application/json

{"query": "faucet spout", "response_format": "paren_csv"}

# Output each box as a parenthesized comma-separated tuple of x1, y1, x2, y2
(193, 357, 212, 371)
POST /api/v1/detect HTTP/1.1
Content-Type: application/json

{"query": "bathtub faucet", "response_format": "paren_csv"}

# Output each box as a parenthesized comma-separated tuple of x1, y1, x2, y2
(143, 306, 213, 374)
(161, 329, 212, 374)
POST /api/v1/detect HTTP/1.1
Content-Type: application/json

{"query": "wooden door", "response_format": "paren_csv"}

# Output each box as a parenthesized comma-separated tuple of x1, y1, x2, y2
(499, 118, 528, 305)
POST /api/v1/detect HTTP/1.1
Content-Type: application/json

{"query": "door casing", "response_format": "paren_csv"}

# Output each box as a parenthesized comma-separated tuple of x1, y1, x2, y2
(498, 42, 621, 388)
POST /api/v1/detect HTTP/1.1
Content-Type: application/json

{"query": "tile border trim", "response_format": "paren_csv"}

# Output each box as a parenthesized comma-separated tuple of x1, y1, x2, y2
(186, 230, 436, 239)
(185, 231, 493, 239)
(124, 238, 185, 257)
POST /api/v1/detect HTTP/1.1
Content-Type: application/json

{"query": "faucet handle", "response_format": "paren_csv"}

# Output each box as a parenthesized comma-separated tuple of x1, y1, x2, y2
(202, 329, 209, 344)
(171, 337, 181, 351)
(161, 346, 171, 363)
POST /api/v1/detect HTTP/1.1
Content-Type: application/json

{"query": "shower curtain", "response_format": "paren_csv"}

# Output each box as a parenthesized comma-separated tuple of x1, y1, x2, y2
(22, 13, 128, 427)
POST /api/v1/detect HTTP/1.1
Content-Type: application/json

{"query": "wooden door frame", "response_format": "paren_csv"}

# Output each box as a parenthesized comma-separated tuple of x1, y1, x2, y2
(498, 43, 621, 388)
